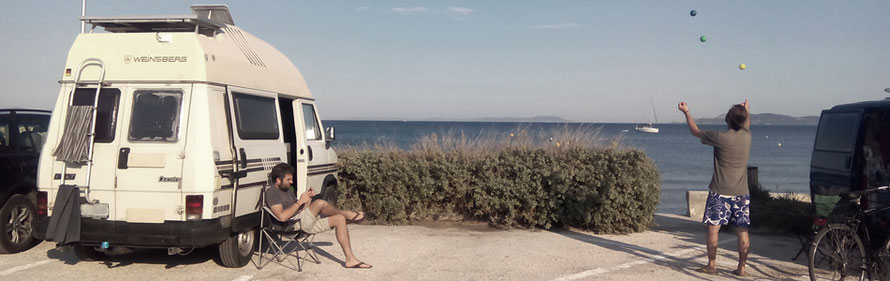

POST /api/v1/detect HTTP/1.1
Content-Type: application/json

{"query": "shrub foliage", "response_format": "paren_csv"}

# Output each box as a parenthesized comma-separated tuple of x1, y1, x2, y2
(335, 128, 661, 234)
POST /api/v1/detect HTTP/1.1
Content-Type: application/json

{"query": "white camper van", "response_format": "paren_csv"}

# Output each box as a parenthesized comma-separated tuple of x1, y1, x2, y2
(34, 5, 339, 267)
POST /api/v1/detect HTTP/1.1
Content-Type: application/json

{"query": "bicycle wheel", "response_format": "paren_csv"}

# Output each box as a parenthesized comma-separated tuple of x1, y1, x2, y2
(809, 224, 867, 281)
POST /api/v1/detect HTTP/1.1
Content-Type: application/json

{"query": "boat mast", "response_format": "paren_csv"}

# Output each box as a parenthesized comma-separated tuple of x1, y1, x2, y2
(650, 94, 658, 124)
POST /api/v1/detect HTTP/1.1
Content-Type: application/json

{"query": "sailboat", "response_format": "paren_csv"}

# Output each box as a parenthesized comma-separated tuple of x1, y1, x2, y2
(635, 94, 659, 133)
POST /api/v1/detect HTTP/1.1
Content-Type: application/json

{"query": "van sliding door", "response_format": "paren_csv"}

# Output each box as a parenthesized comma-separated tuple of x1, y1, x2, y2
(226, 87, 286, 218)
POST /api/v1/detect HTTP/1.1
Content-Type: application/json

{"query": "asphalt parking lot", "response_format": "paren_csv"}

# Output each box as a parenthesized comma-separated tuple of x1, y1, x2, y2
(0, 214, 812, 281)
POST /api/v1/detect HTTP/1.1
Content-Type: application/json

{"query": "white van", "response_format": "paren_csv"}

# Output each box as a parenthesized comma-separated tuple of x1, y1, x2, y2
(34, 5, 339, 267)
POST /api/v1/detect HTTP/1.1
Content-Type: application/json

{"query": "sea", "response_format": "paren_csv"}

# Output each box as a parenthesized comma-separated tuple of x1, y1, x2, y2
(324, 120, 817, 215)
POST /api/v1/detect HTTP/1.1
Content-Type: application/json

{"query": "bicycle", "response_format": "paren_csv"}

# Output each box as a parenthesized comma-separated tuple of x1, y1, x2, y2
(809, 185, 890, 281)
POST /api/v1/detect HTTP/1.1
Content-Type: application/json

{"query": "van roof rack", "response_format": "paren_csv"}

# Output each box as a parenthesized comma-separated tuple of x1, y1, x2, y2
(82, 5, 234, 33)
(82, 15, 227, 33)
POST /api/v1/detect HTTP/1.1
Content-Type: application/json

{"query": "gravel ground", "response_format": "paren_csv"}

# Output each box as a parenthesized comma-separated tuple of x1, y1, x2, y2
(0, 213, 812, 281)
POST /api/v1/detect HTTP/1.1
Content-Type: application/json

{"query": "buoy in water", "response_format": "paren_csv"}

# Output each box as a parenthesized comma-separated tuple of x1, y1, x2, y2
(690, 10, 697, 17)
(778, 143, 782, 147)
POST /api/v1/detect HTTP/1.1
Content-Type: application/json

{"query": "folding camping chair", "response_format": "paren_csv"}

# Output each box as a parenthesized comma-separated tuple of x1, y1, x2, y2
(256, 184, 320, 271)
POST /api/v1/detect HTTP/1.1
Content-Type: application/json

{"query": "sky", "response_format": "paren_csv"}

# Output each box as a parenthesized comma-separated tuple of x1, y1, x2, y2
(1, 1, 889, 123)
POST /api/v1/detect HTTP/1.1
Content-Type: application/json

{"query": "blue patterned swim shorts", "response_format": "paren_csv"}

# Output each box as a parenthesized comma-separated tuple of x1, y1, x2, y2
(702, 191, 751, 228)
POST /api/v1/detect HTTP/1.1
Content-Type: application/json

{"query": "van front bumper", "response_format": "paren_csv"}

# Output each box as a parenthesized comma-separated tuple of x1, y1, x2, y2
(33, 216, 230, 247)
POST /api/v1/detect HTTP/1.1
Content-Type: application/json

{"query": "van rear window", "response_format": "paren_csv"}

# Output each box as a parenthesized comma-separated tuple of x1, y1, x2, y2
(814, 112, 860, 152)
(232, 93, 279, 140)
(73, 88, 121, 143)
(129, 90, 183, 142)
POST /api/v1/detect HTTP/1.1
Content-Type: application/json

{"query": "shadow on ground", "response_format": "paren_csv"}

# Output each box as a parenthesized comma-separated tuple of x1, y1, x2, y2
(549, 213, 809, 280)
(46, 246, 216, 269)
(45, 241, 335, 269)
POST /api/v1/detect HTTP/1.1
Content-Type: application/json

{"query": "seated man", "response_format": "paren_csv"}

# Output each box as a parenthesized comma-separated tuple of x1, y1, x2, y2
(266, 163, 372, 269)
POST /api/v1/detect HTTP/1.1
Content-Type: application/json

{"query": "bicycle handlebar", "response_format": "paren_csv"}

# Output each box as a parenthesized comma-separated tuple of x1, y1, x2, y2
(840, 185, 890, 201)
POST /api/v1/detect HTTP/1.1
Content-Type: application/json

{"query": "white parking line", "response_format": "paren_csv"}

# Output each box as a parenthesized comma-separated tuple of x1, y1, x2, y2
(0, 260, 53, 276)
(552, 238, 737, 281)
(232, 275, 253, 281)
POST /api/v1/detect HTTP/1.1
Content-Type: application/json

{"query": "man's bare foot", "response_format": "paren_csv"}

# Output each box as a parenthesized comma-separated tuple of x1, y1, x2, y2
(345, 261, 372, 269)
(697, 266, 717, 275)
(733, 267, 746, 277)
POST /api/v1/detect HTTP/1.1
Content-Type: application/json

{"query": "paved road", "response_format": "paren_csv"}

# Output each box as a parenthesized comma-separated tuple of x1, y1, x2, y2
(0, 214, 812, 281)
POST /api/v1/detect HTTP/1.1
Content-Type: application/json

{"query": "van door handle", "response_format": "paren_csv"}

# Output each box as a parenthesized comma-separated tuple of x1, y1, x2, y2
(845, 157, 851, 170)
(239, 148, 247, 169)
(118, 147, 130, 169)
(307, 146, 313, 161)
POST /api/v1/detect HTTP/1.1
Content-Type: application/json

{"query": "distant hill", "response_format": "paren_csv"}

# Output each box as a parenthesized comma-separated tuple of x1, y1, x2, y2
(696, 113, 819, 126)
(425, 116, 573, 123)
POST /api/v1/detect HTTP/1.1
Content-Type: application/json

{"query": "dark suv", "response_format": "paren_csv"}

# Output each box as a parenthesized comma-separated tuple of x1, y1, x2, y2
(810, 98, 890, 239)
(0, 109, 51, 253)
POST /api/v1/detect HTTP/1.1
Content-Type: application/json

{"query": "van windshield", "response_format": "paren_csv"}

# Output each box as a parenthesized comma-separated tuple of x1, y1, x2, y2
(814, 112, 860, 152)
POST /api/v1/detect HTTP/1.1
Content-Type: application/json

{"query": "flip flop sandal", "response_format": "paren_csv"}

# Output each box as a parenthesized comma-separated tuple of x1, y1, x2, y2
(346, 262, 372, 269)
(349, 212, 366, 224)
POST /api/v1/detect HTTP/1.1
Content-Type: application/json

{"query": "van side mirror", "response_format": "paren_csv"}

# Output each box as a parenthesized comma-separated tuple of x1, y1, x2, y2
(325, 127, 335, 142)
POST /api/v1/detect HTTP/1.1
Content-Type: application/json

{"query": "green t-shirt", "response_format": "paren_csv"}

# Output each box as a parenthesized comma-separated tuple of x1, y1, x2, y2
(700, 127, 752, 196)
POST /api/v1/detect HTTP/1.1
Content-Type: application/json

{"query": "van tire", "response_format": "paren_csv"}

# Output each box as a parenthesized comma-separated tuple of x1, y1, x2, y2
(217, 229, 255, 268)
(71, 244, 106, 261)
(0, 195, 39, 254)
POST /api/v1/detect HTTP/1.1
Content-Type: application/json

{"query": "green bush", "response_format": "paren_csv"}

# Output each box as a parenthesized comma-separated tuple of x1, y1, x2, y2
(750, 197, 813, 235)
(335, 127, 661, 234)
(749, 184, 814, 235)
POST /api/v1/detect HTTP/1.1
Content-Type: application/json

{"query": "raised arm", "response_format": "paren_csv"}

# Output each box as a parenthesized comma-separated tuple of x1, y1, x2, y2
(742, 99, 750, 129)
(678, 102, 702, 138)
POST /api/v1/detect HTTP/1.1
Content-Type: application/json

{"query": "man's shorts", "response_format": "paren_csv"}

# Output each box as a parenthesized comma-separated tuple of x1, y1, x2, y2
(702, 191, 751, 228)
(296, 209, 330, 234)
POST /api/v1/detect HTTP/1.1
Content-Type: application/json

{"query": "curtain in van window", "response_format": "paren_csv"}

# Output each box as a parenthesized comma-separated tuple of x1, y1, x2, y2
(53, 106, 93, 164)
(72, 88, 121, 143)
(129, 91, 182, 142)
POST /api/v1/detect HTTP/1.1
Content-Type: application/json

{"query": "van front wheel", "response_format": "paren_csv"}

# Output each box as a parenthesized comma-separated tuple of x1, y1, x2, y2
(218, 229, 255, 268)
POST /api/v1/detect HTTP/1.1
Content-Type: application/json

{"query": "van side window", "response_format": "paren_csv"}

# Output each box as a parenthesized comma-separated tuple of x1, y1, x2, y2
(863, 113, 890, 186)
(129, 91, 183, 142)
(73, 88, 121, 143)
(301, 104, 321, 140)
(232, 93, 279, 140)
(814, 112, 860, 153)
